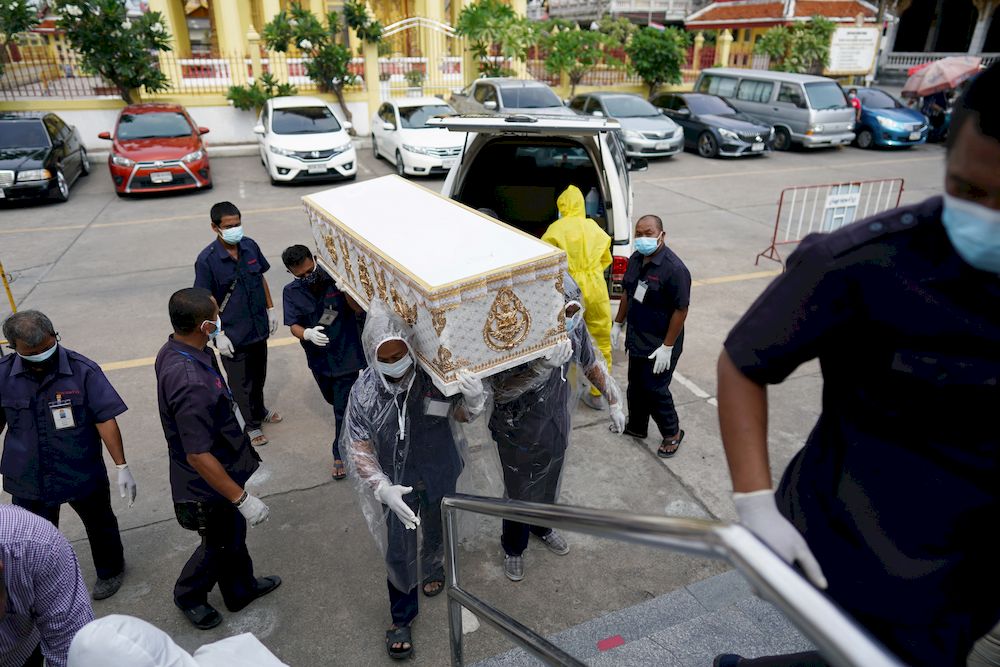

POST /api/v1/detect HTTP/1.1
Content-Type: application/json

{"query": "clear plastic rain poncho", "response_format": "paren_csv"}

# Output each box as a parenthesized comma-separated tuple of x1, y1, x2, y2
(342, 302, 483, 593)
(486, 272, 622, 507)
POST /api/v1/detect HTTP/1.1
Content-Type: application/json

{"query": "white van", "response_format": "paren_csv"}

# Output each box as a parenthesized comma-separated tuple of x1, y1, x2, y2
(694, 68, 855, 150)
(428, 114, 639, 297)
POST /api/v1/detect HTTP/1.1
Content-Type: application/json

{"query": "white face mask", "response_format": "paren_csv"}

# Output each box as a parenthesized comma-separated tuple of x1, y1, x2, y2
(377, 354, 413, 379)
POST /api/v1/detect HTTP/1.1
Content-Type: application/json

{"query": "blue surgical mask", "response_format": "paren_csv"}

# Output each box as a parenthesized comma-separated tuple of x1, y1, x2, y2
(18, 342, 58, 363)
(220, 226, 244, 245)
(378, 354, 413, 379)
(635, 235, 661, 256)
(941, 194, 1000, 273)
(203, 316, 222, 339)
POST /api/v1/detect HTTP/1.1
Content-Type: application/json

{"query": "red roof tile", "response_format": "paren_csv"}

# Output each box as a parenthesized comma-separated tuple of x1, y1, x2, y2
(690, 2, 785, 22)
(688, 0, 876, 25)
(796, 1, 875, 18)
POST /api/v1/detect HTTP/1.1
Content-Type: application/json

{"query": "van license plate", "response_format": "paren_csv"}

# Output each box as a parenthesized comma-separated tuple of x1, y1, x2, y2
(150, 171, 173, 183)
(443, 159, 456, 169)
(308, 165, 327, 174)
(908, 131, 921, 140)
(751, 142, 765, 152)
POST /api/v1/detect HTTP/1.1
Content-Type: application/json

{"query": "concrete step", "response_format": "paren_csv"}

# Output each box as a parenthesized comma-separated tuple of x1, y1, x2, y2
(472, 570, 814, 666)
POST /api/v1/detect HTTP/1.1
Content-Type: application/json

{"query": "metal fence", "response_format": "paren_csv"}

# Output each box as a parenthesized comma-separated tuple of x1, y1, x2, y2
(0, 52, 117, 100)
(882, 51, 1000, 72)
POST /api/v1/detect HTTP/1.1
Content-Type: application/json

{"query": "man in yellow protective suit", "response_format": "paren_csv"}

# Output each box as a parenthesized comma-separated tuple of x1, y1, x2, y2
(542, 185, 613, 406)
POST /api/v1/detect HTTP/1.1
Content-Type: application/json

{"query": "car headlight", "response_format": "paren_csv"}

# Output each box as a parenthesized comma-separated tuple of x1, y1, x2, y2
(877, 116, 904, 131)
(17, 168, 51, 182)
(402, 144, 432, 155)
(330, 142, 353, 155)
(620, 130, 642, 141)
(182, 149, 205, 163)
(718, 128, 739, 141)
(269, 144, 295, 157)
(673, 126, 684, 139)
(809, 124, 825, 133)
(111, 154, 134, 168)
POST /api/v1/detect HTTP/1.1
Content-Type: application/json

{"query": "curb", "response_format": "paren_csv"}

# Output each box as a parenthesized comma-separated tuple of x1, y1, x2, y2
(89, 138, 369, 162)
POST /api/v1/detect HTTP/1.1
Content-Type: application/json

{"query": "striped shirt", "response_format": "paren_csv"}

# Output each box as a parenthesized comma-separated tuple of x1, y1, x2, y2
(0, 505, 94, 667)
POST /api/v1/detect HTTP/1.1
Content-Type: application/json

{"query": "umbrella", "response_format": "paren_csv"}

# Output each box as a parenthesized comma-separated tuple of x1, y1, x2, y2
(902, 55, 982, 98)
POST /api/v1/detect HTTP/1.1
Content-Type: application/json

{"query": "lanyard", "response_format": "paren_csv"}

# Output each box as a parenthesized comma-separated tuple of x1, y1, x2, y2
(176, 350, 233, 402)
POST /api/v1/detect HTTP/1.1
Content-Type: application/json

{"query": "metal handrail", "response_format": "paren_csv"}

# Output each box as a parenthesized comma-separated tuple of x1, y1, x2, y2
(442, 494, 904, 667)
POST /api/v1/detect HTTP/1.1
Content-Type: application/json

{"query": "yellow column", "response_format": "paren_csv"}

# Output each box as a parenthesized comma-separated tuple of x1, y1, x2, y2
(692, 31, 704, 73)
(364, 39, 381, 124)
(147, 0, 186, 89)
(509, 0, 527, 77)
(716, 28, 733, 67)
(261, 0, 289, 84)
(248, 26, 263, 85)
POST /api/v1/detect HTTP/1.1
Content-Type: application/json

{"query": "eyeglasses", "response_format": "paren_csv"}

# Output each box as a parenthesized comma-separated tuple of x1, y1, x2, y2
(5, 332, 59, 351)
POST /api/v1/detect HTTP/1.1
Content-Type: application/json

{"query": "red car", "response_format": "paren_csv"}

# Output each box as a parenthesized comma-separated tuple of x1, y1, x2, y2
(99, 103, 212, 196)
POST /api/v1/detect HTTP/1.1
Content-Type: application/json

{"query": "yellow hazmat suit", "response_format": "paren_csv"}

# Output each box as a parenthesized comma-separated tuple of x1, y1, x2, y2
(542, 186, 613, 396)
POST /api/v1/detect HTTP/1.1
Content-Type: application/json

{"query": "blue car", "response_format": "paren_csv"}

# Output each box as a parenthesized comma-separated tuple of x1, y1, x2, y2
(853, 88, 929, 149)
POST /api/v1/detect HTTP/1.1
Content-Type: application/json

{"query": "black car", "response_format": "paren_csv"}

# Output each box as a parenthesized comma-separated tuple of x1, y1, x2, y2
(0, 112, 89, 203)
(649, 92, 774, 158)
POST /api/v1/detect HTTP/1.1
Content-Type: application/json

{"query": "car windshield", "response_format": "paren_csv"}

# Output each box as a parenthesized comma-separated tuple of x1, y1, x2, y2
(858, 89, 901, 109)
(399, 104, 453, 129)
(499, 86, 561, 109)
(117, 112, 193, 140)
(272, 107, 342, 134)
(804, 82, 848, 110)
(603, 96, 659, 117)
(0, 121, 50, 149)
(686, 95, 737, 116)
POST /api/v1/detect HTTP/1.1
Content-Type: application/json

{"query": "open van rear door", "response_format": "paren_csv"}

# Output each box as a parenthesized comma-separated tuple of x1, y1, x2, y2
(427, 114, 621, 136)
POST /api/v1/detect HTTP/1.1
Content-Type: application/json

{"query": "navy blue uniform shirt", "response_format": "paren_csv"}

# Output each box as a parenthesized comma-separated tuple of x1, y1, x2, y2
(282, 267, 366, 377)
(194, 237, 271, 348)
(724, 197, 1000, 666)
(623, 245, 691, 357)
(0, 346, 127, 503)
(154, 336, 260, 503)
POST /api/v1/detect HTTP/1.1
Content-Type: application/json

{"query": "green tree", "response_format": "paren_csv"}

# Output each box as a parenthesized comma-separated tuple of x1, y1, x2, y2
(0, 0, 39, 76)
(541, 22, 620, 97)
(625, 26, 688, 97)
(455, 0, 533, 77)
(754, 16, 836, 73)
(595, 15, 637, 46)
(227, 72, 298, 113)
(55, 0, 171, 103)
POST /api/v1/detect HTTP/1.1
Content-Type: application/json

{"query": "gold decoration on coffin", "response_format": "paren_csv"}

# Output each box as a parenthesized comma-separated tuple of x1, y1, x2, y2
(322, 233, 339, 265)
(544, 273, 566, 337)
(374, 267, 388, 302)
(430, 305, 458, 336)
(339, 237, 354, 284)
(390, 285, 418, 325)
(357, 255, 375, 301)
(432, 345, 469, 376)
(483, 287, 531, 351)
(554, 272, 564, 294)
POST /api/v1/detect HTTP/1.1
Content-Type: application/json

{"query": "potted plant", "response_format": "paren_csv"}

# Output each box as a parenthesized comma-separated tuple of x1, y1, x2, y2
(404, 68, 424, 96)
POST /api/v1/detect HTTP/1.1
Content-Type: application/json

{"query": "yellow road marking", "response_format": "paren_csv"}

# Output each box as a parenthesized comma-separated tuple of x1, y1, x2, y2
(692, 269, 780, 286)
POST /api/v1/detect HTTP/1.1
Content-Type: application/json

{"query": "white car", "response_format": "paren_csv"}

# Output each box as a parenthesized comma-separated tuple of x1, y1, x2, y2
(254, 96, 357, 184)
(370, 97, 466, 177)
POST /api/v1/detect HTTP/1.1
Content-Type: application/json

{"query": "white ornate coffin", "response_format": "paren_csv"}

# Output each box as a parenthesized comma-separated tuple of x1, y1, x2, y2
(303, 175, 569, 396)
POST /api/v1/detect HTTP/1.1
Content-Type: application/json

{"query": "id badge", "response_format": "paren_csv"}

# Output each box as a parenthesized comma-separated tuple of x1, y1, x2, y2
(49, 398, 75, 430)
(424, 398, 451, 418)
(233, 402, 247, 431)
(634, 280, 648, 304)
(318, 306, 339, 326)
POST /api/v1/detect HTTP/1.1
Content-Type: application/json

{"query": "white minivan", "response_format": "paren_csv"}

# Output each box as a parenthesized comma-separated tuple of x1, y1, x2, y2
(429, 114, 639, 297)
(254, 96, 357, 184)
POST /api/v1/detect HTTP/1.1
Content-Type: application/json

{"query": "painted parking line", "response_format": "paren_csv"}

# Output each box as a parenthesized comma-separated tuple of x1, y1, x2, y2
(692, 269, 779, 287)
(99, 335, 301, 372)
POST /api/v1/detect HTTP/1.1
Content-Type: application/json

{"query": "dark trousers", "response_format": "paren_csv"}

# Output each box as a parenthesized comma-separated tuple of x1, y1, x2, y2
(314, 369, 359, 461)
(13, 484, 124, 580)
(222, 339, 268, 432)
(384, 488, 446, 626)
(174, 502, 257, 610)
(626, 336, 684, 439)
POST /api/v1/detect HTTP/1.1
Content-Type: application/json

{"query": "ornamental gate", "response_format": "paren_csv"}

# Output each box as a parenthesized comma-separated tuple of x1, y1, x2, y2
(377, 17, 468, 100)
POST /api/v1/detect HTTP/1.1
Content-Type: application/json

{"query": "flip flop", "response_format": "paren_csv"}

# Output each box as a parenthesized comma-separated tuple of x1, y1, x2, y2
(264, 410, 283, 424)
(658, 429, 685, 458)
(422, 578, 445, 597)
(386, 625, 413, 660)
(331, 459, 346, 480)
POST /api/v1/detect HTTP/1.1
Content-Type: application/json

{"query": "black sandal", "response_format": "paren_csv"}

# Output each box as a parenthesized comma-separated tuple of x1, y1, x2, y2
(658, 429, 685, 458)
(386, 625, 413, 660)
(422, 578, 445, 597)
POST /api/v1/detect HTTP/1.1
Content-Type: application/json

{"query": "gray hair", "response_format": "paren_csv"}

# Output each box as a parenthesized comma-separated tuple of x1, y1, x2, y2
(2, 310, 57, 348)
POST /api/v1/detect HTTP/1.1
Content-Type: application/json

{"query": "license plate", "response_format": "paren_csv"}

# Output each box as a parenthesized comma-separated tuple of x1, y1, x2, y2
(307, 164, 327, 174)
(443, 158, 456, 169)
(150, 171, 173, 184)
(655, 141, 671, 150)
(751, 142, 765, 152)
(909, 131, 921, 140)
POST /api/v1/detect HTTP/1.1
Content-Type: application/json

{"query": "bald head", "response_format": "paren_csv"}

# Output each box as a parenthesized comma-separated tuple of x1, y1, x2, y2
(637, 214, 663, 232)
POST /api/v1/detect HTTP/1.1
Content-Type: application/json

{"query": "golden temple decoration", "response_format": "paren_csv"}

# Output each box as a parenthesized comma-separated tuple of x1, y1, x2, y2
(374, 267, 388, 301)
(357, 255, 375, 301)
(554, 272, 564, 295)
(322, 233, 339, 265)
(483, 287, 531, 351)
(432, 345, 469, 376)
(430, 305, 458, 337)
(339, 237, 354, 284)
(391, 285, 418, 326)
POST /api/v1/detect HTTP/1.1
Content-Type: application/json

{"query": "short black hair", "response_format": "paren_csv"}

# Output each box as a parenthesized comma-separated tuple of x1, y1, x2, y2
(168, 287, 216, 334)
(282, 244, 313, 268)
(2, 310, 56, 348)
(210, 201, 241, 226)
(848, 87, 857, 94)
(637, 214, 663, 232)
(947, 63, 1000, 152)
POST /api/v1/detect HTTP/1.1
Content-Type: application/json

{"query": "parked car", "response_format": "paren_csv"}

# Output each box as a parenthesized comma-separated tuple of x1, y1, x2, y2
(694, 68, 855, 150)
(99, 103, 211, 196)
(852, 87, 928, 149)
(568, 92, 684, 158)
(650, 92, 773, 158)
(371, 97, 466, 177)
(0, 112, 89, 203)
(255, 96, 356, 184)
(429, 114, 640, 297)
(450, 78, 575, 116)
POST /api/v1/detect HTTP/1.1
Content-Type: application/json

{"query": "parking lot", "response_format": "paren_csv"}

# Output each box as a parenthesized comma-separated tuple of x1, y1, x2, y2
(0, 138, 947, 664)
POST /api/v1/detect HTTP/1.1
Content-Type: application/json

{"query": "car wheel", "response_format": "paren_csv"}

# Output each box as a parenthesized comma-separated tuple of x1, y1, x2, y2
(395, 150, 406, 177)
(80, 149, 91, 176)
(50, 169, 70, 202)
(772, 127, 791, 151)
(856, 129, 875, 149)
(697, 131, 718, 158)
(372, 135, 381, 160)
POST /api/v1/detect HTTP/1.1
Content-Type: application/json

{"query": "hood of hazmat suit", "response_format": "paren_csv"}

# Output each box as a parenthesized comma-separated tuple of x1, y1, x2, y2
(342, 300, 476, 592)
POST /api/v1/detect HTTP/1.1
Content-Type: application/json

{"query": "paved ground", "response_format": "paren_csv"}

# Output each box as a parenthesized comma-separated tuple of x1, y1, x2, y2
(0, 137, 946, 664)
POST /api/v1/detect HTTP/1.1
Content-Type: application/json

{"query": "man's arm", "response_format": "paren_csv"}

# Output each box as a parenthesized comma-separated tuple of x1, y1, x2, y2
(350, 439, 388, 490)
(263, 276, 274, 309)
(34, 537, 95, 667)
(290, 324, 306, 340)
(95, 419, 126, 466)
(345, 293, 364, 314)
(717, 349, 772, 492)
(614, 295, 628, 323)
(663, 307, 688, 347)
(186, 452, 244, 502)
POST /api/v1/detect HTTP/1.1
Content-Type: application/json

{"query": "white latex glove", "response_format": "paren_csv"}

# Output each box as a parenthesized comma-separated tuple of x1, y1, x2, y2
(235, 493, 270, 527)
(541, 339, 573, 369)
(457, 370, 485, 416)
(611, 321, 624, 350)
(375, 481, 420, 530)
(734, 490, 828, 589)
(648, 344, 673, 374)
(115, 464, 137, 507)
(215, 332, 235, 358)
(303, 326, 329, 347)
(267, 307, 278, 334)
(609, 403, 625, 434)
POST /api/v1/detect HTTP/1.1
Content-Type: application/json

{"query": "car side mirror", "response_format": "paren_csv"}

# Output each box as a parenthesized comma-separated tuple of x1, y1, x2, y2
(252, 124, 265, 135)
(98, 131, 112, 140)
(342, 121, 353, 131)
(677, 108, 691, 117)
(382, 122, 395, 131)
(592, 110, 604, 117)
(484, 100, 497, 111)
(627, 157, 649, 172)
(198, 127, 210, 135)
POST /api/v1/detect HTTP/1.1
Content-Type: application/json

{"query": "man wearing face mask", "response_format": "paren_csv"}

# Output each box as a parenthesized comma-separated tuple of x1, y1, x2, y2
(343, 303, 484, 660)
(155, 288, 279, 631)
(612, 215, 691, 459)
(280, 245, 366, 480)
(195, 202, 281, 448)
(0, 310, 134, 601)
(713, 64, 1000, 667)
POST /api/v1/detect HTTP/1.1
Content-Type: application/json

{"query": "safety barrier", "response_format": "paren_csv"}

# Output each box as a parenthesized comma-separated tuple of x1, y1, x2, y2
(756, 178, 905, 266)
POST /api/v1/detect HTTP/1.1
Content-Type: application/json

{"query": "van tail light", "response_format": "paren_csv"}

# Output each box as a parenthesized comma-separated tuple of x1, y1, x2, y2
(612, 256, 628, 281)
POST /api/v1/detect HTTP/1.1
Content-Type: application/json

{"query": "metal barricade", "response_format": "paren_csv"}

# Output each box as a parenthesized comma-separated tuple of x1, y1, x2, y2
(756, 178, 905, 266)
(442, 494, 904, 667)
